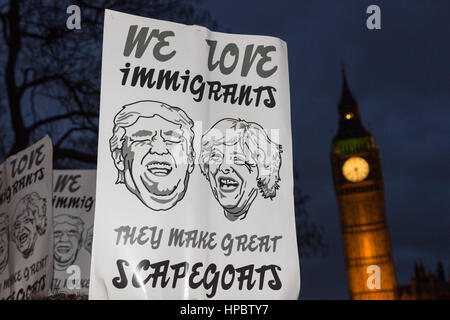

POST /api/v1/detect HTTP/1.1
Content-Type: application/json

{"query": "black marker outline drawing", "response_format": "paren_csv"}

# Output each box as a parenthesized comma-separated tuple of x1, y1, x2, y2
(110, 100, 195, 211)
(11, 192, 47, 259)
(53, 214, 84, 271)
(0, 212, 8, 274)
(84, 225, 93, 255)
(199, 118, 282, 221)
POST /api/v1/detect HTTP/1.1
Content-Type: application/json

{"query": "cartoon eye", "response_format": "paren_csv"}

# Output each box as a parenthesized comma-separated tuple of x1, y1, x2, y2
(68, 231, 78, 237)
(128, 137, 151, 144)
(24, 217, 33, 224)
(210, 152, 222, 162)
(162, 130, 183, 143)
(233, 156, 247, 165)
(244, 161, 256, 173)
(164, 138, 182, 144)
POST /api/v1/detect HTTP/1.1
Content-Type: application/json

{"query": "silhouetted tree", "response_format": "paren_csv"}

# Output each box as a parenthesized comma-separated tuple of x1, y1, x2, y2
(0, 0, 327, 257)
(0, 0, 216, 167)
(294, 171, 328, 258)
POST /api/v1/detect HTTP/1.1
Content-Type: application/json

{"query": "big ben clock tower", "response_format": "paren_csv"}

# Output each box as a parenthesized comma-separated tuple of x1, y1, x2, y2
(330, 69, 397, 300)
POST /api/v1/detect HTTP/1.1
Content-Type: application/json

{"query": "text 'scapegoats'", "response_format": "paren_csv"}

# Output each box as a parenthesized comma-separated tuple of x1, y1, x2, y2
(89, 10, 300, 299)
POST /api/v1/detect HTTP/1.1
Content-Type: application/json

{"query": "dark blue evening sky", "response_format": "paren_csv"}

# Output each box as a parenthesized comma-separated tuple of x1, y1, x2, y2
(203, 0, 450, 299)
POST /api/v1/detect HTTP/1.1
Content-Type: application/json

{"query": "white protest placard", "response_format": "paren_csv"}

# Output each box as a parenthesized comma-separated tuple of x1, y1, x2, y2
(90, 9, 300, 299)
(0, 136, 53, 300)
(52, 170, 96, 295)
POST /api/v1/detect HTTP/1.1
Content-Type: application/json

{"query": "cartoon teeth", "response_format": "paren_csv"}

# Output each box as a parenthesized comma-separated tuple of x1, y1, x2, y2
(19, 233, 28, 244)
(146, 161, 173, 176)
(218, 177, 239, 191)
(56, 244, 71, 254)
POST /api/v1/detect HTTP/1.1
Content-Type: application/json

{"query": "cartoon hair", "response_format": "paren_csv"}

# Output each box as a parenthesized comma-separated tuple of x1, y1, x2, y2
(13, 192, 47, 236)
(84, 226, 93, 253)
(0, 212, 8, 239)
(0, 212, 7, 228)
(0, 212, 8, 273)
(199, 118, 282, 199)
(53, 215, 84, 242)
(109, 100, 195, 184)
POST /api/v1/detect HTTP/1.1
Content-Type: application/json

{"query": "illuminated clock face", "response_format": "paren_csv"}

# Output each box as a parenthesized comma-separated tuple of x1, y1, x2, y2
(342, 156, 370, 182)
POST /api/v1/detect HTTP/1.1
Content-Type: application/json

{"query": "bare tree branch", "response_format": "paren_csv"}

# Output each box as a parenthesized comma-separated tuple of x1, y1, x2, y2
(54, 147, 97, 164)
(19, 74, 61, 97)
(5, 0, 28, 155)
(27, 111, 99, 133)
(55, 127, 97, 149)
(1, 0, 217, 161)
(0, 12, 9, 45)
(20, 31, 45, 40)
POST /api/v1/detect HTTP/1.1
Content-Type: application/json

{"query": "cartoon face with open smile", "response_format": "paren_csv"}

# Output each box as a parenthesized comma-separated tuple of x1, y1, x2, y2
(0, 213, 8, 273)
(110, 101, 195, 211)
(122, 116, 192, 209)
(12, 193, 47, 259)
(207, 142, 258, 221)
(53, 215, 83, 271)
(13, 205, 38, 259)
(200, 118, 282, 221)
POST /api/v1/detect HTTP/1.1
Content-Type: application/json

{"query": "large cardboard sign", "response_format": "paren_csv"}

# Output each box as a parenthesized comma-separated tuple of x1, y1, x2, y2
(0, 136, 53, 300)
(52, 170, 96, 295)
(90, 10, 300, 299)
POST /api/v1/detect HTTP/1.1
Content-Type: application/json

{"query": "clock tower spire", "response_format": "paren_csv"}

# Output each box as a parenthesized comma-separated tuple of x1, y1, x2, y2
(334, 67, 371, 142)
(330, 68, 397, 300)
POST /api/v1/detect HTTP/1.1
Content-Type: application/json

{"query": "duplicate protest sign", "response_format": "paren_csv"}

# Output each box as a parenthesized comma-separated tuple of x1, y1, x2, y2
(52, 170, 96, 295)
(90, 9, 300, 299)
(0, 136, 53, 300)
